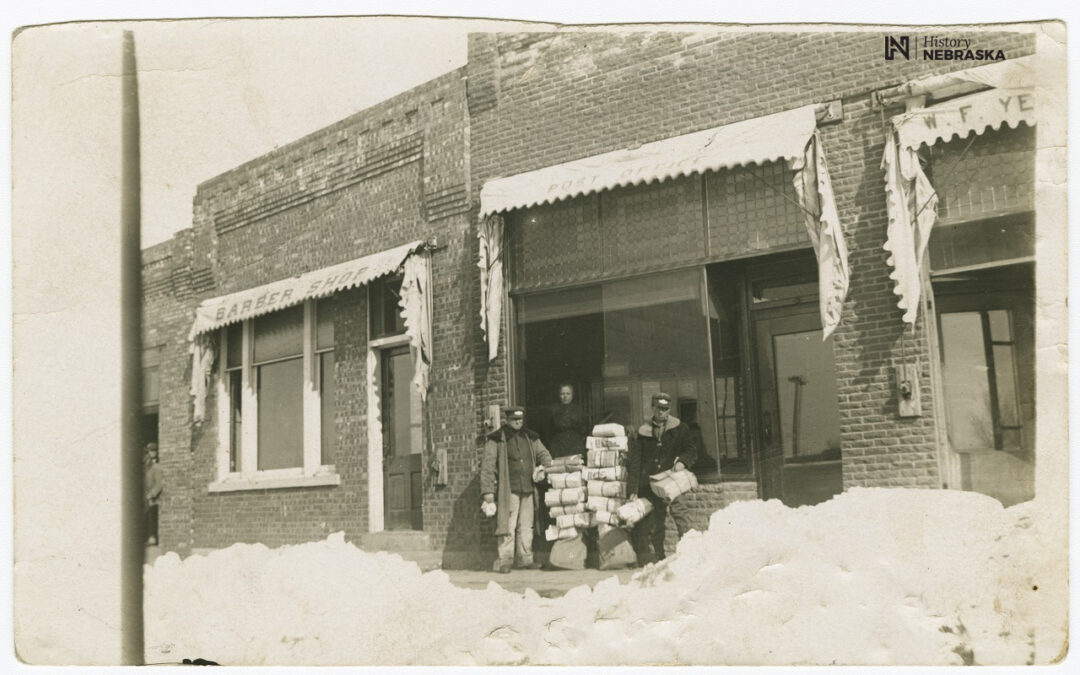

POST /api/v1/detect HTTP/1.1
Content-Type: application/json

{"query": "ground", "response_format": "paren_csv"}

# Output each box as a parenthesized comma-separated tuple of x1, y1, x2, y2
(143, 488, 1056, 666)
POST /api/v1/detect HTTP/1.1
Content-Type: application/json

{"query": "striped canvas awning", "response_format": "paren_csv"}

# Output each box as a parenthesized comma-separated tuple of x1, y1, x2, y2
(479, 104, 819, 217)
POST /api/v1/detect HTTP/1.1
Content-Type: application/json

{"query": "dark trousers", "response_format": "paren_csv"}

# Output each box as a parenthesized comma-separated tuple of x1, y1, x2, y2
(145, 504, 159, 543)
(631, 488, 692, 563)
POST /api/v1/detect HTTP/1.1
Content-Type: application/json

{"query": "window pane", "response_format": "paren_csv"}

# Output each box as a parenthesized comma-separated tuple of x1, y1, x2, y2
(751, 279, 818, 305)
(940, 313, 994, 450)
(317, 297, 336, 350)
(773, 330, 842, 461)
(142, 366, 160, 407)
(226, 323, 243, 368)
(253, 305, 304, 364)
(320, 351, 335, 465)
(988, 310, 1012, 342)
(927, 213, 1034, 271)
(229, 370, 243, 473)
(257, 358, 303, 470)
(992, 344, 1020, 428)
(517, 270, 713, 473)
(710, 271, 746, 476)
(370, 276, 406, 337)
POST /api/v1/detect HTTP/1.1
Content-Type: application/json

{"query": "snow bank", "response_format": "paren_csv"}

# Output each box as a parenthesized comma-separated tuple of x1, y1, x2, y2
(145, 488, 1046, 666)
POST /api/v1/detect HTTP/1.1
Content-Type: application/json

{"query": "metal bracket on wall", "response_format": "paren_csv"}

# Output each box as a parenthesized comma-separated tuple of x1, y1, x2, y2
(815, 99, 844, 125)
(895, 364, 923, 417)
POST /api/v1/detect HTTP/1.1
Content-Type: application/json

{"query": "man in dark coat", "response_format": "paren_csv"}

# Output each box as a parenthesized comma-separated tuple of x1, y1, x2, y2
(626, 392, 698, 564)
(480, 406, 553, 573)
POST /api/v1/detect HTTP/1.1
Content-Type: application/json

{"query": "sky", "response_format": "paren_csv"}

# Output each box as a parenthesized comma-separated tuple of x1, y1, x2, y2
(120, 17, 473, 246)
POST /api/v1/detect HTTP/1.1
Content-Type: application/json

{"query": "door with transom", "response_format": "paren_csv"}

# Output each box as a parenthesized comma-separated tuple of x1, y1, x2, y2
(750, 268, 843, 507)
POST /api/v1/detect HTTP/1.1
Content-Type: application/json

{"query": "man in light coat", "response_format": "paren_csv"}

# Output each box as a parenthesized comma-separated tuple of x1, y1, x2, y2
(480, 406, 553, 573)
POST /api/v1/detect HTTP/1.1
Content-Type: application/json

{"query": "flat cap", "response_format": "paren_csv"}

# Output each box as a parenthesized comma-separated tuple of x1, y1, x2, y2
(503, 406, 525, 420)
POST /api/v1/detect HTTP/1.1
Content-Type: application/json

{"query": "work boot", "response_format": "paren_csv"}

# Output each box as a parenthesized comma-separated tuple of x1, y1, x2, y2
(495, 563, 512, 574)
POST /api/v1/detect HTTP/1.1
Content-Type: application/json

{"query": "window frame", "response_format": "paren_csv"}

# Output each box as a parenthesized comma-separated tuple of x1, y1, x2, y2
(210, 299, 340, 492)
(931, 260, 1034, 454)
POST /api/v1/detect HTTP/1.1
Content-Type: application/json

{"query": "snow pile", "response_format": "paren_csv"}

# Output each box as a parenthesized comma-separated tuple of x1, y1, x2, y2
(145, 488, 1046, 666)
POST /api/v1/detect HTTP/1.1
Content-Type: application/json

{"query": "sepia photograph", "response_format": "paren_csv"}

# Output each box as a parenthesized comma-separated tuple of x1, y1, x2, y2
(8, 5, 1073, 670)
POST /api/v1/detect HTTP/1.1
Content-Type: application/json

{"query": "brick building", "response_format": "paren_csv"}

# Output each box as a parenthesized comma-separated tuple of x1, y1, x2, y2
(144, 28, 1044, 567)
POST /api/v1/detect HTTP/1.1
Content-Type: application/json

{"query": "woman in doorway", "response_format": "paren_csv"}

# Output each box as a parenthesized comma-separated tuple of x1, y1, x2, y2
(547, 383, 588, 458)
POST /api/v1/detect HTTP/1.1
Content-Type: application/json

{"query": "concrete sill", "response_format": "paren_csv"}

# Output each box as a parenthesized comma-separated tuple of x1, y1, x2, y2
(208, 473, 341, 493)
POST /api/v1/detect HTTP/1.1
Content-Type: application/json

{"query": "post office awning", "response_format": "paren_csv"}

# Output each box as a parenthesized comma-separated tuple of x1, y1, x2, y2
(479, 104, 819, 217)
(188, 240, 424, 338)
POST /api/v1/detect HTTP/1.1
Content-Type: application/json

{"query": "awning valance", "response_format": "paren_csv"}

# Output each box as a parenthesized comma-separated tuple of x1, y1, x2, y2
(188, 240, 425, 338)
(479, 104, 819, 217)
(894, 86, 1036, 151)
(881, 58, 1038, 326)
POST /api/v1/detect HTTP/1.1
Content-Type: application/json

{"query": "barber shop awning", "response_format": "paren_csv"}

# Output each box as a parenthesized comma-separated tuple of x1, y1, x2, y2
(479, 104, 820, 217)
(188, 240, 424, 338)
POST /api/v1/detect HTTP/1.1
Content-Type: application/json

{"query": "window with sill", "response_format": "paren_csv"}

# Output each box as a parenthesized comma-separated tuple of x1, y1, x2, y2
(220, 297, 336, 479)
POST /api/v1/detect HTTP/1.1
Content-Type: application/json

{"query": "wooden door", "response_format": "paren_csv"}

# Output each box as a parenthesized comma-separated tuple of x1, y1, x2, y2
(381, 345, 423, 530)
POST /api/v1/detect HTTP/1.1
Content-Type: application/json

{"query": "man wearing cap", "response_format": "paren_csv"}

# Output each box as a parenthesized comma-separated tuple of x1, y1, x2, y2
(480, 406, 553, 573)
(626, 392, 699, 564)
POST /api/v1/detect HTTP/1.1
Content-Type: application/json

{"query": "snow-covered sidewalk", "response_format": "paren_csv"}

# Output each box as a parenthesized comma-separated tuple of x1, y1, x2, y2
(145, 488, 1050, 666)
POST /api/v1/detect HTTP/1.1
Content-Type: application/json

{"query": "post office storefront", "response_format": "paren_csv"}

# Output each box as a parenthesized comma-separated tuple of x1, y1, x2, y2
(478, 104, 852, 508)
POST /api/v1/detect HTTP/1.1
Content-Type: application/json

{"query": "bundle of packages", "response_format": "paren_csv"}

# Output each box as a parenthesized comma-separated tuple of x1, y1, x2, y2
(555, 512, 593, 529)
(590, 423, 626, 438)
(583, 466, 627, 481)
(545, 525, 579, 542)
(585, 435, 629, 451)
(587, 449, 624, 468)
(587, 479, 627, 499)
(548, 472, 583, 489)
(592, 510, 621, 526)
(544, 486, 586, 507)
(548, 502, 586, 516)
(545, 463, 588, 544)
(586, 495, 625, 513)
(648, 468, 699, 502)
(583, 424, 629, 519)
(616, 496, 654, 526)
(545, 455, 584, 474)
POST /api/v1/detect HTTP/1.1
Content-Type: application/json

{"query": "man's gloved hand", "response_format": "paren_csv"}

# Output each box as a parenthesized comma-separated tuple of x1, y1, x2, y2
(674, 461, 686, 472)
(532, 465, 546, 483)
(483, 493, 495, 504)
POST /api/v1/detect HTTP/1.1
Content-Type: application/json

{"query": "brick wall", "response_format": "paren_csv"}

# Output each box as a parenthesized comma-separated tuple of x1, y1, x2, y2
(146, 67, 487, 562)
(142, 230, 199, 555)
(468, 29, 1035, 499)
